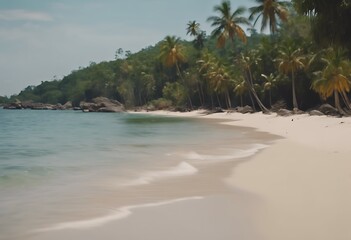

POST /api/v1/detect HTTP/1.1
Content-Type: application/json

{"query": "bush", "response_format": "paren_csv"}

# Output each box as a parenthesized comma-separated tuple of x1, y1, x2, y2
(149, 98, 172, 110)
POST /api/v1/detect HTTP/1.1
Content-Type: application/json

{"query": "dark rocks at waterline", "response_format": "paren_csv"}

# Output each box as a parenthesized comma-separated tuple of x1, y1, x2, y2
(3, 102, 22, 109)
(79, 97, 125, 113)
(3, 101, 74, 110)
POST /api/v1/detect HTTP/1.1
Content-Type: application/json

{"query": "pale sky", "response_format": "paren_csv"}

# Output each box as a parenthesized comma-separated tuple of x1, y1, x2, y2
(0, 0, 257, 96)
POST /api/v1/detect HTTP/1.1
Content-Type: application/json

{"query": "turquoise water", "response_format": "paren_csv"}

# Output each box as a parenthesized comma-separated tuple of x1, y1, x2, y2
(0, 109, 267, 240)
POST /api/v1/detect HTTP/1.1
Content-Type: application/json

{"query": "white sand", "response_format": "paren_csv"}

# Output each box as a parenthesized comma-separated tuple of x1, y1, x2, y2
(145, 110, 351, 240)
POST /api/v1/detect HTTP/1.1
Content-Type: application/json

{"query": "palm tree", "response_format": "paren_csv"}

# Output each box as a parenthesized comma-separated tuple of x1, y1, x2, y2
(311, 48, 351, 114)
(207, 0, 249, 48)
(159, 36, 193, 109)
(186, 21, 206, 50)
(261, 73, 278, 107)
(249, 0, 289, 34)
(233, 76, 248, 107)
(186, 20, 200, 37)
(235, 51, 269, 112)
(207, 63, 233, 109)
(277, 46, 305, 111)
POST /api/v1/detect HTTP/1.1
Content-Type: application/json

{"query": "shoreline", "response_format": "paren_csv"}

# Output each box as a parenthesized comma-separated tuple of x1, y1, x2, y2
(27, 110, 351, 240)
(138, 110, 351, 240)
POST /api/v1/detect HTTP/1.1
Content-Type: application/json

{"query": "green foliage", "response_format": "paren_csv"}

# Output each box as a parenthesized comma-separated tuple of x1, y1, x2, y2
(162, 82, 187, 107)
(8, 1, 351, 113)
(293, 0, 351, 53)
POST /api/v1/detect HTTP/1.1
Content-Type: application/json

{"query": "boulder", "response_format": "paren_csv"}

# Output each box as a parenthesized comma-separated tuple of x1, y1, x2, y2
(236, 105, 254, 114)
(63, 101, 73, 110)
(318, 104, 339, 116)
(277, 108, 292, 116)
(80, 97, 125, 112)
(309, 110, 324, 116)
(3, 102, 22, 109)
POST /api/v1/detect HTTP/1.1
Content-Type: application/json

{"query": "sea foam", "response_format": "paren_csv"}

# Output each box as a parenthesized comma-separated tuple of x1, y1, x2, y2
(183, 144, 268, 161)
(122, 161, 198, 186)
(34, 196, 203, 232)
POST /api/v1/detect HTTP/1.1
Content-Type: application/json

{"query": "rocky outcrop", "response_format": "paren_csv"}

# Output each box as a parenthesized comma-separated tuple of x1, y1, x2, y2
(277, 108, 292, 116)
(80, 97, 125, 112)
(3, 101, 22, 109)
(309, 110, 324, 116)
(4, 100, 76, 110)
(235, 105, 254, 114)
(318, 104, 339, 116)
(63, 101, 73, 110)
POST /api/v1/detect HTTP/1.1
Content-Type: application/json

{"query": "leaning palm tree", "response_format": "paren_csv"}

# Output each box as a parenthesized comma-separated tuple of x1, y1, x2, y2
(249, 0, 289, 34)
(235, 51, 269, 112)
(207, 0, 249, 48)
(311, 48, 351, 114)
(159, 36, 193, 109)
(277, 47, 305, 111)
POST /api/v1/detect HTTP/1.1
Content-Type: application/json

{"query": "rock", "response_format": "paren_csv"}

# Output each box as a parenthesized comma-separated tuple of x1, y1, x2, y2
(3, 102, 22, 109)
(271, 100, 287, 112)
(309, 110, 324, 116)
(236, 105, 253, 114)
(318, 104, 339, 116)
(277, 108, 292, 116)
(30, 103, 53, 110)
(80, 97, 125, 112)
(79, 102, 98, 112)
(63, 101, 73, 110)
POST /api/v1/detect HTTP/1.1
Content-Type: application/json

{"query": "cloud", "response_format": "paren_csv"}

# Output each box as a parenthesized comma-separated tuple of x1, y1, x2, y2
(0, 9, 53, 22)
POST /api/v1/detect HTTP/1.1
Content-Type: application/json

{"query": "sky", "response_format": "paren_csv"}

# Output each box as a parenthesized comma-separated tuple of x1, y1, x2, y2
(0, 0, 256, 96)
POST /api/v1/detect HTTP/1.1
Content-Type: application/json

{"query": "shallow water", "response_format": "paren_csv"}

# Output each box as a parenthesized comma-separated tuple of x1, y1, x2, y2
(0, 109, 270, 240)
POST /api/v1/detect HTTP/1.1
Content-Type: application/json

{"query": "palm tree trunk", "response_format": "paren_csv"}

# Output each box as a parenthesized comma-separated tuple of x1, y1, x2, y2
(291, 69, 299, 111)
(341, 90, 351, 110)
(246, 68, 269, 113)
(240, 95, 243, 107)
(226, 90, 232, 109)
(216, 94, 222, 108)
(335, 90, 346, 115)
(269, 89, 272, 108)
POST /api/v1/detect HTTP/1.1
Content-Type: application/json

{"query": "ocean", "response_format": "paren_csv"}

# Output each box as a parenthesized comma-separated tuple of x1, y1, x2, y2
(0, 109, 269, 240)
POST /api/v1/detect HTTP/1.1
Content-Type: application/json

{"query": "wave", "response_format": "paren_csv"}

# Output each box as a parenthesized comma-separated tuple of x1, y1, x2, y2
(34, 196, 203, 232)
(122, 161, 198, 186)
(182, 144, 268, 161)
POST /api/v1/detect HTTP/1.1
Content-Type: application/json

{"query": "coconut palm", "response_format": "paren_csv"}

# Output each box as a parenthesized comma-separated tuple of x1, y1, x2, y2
(277, 46, 305, 111)
(207, 63, 233, 109)
(249, 0, 289, 34)
(159, 36, 193, 109)
(235, 51, 269, 112)
(186, 20, 200, 37)
(261, 73, 278, 107)
(186, 21, 206, 50)
(207, 0, 249, 48)
(233, 76, 248, 107)
(311, 48, 351, 114)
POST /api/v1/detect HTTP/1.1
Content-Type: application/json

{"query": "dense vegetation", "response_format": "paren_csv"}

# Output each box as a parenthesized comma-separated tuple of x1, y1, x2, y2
(2, 0, 351, 114)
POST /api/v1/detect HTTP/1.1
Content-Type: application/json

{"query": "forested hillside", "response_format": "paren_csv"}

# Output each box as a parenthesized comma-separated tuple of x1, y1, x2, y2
(2, 0, 351, 114)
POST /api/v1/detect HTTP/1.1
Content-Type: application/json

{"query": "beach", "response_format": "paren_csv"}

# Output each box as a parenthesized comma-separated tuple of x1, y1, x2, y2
(26, 110, 351, 240)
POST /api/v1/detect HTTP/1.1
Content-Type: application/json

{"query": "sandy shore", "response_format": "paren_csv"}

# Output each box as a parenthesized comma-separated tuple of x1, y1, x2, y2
(27, 110, 351, 240)
(146, 110, 351, 240)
